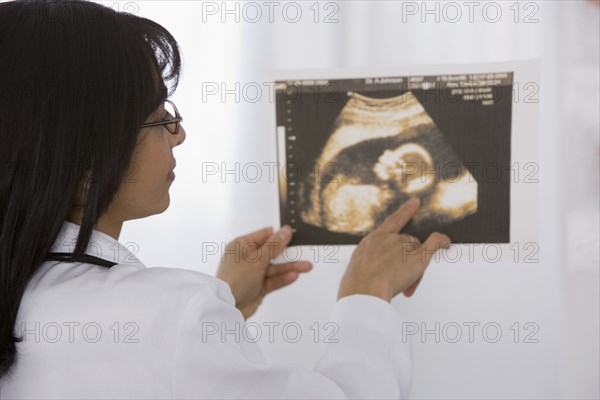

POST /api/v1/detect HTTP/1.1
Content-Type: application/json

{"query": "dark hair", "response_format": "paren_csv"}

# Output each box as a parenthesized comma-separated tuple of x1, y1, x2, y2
(0, 0, 181, 378)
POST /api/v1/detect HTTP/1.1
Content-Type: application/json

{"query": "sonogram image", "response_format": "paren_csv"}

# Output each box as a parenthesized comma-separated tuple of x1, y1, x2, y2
(275, 73, 513, 245)
(299, 91, 478, 236)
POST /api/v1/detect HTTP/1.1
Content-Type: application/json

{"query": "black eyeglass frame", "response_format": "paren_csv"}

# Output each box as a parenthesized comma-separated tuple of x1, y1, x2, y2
(139, 99, 183, 135)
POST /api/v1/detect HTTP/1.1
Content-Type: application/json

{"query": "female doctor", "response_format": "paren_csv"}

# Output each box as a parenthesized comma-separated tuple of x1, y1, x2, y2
(0, 0, 452, 398)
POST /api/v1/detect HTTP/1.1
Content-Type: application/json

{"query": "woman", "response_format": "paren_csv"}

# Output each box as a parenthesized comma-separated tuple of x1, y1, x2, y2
(0, 0, 451, 398)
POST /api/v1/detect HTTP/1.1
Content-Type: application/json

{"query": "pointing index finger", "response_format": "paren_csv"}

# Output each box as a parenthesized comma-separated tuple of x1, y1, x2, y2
(372, 197, 421, 235)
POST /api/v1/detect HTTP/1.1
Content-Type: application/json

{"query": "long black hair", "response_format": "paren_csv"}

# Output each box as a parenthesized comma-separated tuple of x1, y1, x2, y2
(0, 0, 181, 378)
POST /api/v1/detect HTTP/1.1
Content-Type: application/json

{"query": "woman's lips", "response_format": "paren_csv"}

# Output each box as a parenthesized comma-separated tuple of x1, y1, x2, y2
(168, 160, 176, 180)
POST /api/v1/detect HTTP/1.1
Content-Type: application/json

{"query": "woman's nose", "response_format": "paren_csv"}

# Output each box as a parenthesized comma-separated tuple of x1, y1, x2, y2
(173, 124, 186, 146)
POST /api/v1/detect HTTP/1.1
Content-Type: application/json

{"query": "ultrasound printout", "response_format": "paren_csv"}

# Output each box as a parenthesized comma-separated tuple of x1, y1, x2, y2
(275, 72, 513, 246)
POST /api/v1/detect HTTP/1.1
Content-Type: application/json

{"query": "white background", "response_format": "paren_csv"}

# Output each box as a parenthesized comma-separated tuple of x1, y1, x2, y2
(98, 1, 599, 399)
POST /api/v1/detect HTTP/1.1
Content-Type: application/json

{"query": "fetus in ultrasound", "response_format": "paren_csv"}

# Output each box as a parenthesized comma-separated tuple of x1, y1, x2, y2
(299, 91, 478, 235)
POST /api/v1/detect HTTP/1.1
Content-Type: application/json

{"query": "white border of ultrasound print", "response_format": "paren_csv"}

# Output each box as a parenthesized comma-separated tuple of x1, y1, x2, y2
(269, 59, 540, 263)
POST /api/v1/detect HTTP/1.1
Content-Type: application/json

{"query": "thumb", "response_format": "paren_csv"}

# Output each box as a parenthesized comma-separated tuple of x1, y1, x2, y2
(225, 226, 273, 264)
(419, 232, 451, 267)
(258, 225, 293, 265)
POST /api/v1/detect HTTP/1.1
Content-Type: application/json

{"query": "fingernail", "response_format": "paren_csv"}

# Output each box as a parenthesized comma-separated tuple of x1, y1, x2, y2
(277, 225, 291, 240)
(408, 197, 420, 206)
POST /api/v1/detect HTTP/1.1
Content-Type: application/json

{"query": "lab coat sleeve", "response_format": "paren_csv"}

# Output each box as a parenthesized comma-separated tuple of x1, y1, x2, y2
(171, 281, 412, 399)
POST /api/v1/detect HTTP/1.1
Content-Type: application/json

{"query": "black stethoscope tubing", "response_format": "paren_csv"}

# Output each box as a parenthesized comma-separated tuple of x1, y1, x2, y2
(44, 252, 117, 268)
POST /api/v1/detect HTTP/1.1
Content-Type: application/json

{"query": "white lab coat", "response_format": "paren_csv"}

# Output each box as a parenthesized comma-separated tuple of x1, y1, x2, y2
(0, 221, 412, 399)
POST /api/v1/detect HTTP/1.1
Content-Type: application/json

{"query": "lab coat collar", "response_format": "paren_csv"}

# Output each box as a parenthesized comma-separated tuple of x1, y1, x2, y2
(49, 221, 146, 267)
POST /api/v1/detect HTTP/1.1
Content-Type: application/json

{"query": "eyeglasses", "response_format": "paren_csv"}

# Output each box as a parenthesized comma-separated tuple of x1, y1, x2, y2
(139, 99, 183, 135)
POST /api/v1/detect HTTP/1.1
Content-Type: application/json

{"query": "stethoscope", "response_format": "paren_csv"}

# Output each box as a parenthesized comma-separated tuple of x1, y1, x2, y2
(44, 252, 117, 268)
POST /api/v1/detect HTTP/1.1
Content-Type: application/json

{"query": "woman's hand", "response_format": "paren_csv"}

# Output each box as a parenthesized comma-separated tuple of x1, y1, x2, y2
(338, 197, 452, 302)
(216, 226, 312, 320)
